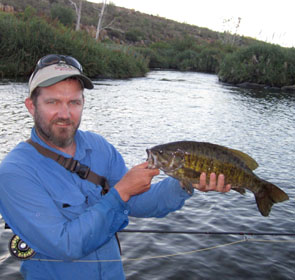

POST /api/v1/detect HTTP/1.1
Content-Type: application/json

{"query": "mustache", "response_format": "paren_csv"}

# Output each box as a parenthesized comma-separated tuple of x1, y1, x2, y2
(52, 118, 74, 125)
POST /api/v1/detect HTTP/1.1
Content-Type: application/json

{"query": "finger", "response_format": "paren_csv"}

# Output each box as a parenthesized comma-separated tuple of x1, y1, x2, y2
(195, 172, 207, 191)
(216, 173, 225, 192)
(141, 163, 160, 177)
(148, 168, 160, 176)
(208, 173, 217, 190)
(137, 164, 160, 177)
(136, 162, 149, 169)
(225, 184, 231, 192)
(217, 174, 232, 192)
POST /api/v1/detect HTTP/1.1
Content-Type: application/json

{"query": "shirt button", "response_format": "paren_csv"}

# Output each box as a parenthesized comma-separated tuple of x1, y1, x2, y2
(124, 210, 129, 215)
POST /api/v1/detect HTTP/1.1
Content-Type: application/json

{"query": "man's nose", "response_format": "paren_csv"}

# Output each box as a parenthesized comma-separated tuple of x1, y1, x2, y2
(57, 103, 71, 118)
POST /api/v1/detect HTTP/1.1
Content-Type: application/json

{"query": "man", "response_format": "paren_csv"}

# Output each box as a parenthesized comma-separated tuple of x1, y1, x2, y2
(0, 54, 230, 279)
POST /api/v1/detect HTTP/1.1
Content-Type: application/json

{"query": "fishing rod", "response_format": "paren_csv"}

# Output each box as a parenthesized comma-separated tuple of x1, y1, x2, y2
(120, 229, 295, 236)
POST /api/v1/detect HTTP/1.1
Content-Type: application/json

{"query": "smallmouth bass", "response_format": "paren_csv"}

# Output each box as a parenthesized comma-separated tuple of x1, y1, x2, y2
(146, 141, 289, 217)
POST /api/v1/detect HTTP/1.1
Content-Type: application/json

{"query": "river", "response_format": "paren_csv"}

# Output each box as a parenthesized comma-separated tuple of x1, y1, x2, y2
(0, 71, 294, 279)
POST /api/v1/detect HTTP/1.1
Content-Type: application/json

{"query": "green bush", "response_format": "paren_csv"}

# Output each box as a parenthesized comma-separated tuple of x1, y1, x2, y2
(285, 48, 295, 85)
(140, 39, 226, 73)
(22, 6, 37, 21)
(0, 12, 148, 79)
(50, 4, 75, 27)
(125, 29, 144, 42)
(175, 49, 199, 71)
(171, 36, 197, 52)
(218, 44, 295, 87)
(197, 48, 221, 73)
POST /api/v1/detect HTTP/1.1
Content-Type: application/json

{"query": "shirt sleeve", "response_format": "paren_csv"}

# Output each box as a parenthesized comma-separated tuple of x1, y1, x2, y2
(0, 168, 129, 261)
(127, 177, 193, 218)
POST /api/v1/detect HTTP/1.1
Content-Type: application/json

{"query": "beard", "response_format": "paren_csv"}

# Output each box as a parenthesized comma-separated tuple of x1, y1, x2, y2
(34, 108, 81, 148)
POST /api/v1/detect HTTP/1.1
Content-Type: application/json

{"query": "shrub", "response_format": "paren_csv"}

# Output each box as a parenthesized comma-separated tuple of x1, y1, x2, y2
(50, 4, 75, 27)
(125, 29, 144, 42)
(218, 44, 295, 87)
(0, 12, 148, 79)
(197, 48, 221, 73)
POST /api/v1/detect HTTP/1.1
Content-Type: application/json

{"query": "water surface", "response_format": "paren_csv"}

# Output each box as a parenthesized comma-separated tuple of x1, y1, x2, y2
(0, 71, 294, 279)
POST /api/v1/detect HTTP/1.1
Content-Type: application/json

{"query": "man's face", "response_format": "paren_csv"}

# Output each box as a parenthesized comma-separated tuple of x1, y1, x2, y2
(26, 79, 84, 148)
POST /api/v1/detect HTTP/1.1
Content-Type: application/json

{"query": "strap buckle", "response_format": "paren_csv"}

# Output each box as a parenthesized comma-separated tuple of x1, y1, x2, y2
(70, 160, 90, 180)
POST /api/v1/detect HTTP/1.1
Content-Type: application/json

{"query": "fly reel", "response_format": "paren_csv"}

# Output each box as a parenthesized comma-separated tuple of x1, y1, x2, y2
(9, 234, 36, 260)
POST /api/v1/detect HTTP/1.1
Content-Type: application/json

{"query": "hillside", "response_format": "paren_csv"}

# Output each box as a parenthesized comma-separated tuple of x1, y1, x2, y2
(1, 0, 295, 89)
(0, 0, 257, 46)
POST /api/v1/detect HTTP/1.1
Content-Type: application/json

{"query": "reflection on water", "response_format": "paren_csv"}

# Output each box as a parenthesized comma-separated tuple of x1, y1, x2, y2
(0, 71, 294, 279)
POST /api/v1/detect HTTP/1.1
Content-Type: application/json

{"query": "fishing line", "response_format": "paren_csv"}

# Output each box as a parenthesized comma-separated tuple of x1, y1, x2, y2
(1, 237, 293, 264)
(18, 239, 248, 263)
(120, 229, 295, 236)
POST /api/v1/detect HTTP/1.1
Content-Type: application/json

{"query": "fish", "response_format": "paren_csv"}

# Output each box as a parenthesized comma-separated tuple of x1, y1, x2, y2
(146, 141, 289, 217)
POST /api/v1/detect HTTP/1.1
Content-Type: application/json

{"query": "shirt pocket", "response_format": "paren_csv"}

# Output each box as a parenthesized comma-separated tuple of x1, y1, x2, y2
(52, 191, 87, 220)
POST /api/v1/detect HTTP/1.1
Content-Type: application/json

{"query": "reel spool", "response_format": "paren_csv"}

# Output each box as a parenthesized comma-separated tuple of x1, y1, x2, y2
(9, 234, 36, 260)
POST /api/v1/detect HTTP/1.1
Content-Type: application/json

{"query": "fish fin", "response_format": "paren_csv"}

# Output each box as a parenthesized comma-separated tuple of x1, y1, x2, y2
(232, 187, 246, 195)
(181, 180, 194, 195)
(228, 148, 259, 170)
(254, 180, 289, 216)
(179, 168, 202, 194)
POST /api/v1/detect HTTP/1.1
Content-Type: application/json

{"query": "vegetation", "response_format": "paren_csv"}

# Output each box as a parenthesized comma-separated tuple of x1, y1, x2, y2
(2, 0, 251, 46)
(218, 44, 295, 87)
(0, 0, 295, 89)
(0, 10, 148, 79)
(50, 3, 75, 27)
(137, 39, 236, 73)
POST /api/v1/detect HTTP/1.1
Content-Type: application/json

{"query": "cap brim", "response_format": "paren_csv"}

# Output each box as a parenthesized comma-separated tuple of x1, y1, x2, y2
(29, 64, 94, 95)
(38, 74, 94, 89)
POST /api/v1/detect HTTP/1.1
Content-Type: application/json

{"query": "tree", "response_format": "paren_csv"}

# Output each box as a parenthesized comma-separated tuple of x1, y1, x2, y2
(68, 0, 83, 31)
(96, 0, 106, 40)
(95, 1, 117, 41)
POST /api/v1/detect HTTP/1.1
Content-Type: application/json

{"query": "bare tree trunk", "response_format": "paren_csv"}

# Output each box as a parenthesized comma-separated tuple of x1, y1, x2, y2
(69, 0, 83, 31)
(96, 0, 107, 40)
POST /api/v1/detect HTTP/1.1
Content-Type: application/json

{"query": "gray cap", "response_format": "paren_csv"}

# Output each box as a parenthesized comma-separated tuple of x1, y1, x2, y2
(28, 63, 94, 95)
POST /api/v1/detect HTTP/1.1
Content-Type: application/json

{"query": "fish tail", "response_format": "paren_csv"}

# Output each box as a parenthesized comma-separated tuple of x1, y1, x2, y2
(254, 180, 289, 216)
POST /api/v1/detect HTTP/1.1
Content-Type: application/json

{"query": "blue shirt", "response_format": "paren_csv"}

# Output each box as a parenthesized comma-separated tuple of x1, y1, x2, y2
(0, 128, 191, 280)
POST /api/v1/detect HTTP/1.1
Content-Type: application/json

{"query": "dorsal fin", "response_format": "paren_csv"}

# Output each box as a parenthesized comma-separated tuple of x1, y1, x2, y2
(228, 148, 259, 170)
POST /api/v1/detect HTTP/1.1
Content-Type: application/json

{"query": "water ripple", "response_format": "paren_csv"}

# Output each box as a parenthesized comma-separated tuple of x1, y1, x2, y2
(1, 71, 294, 279)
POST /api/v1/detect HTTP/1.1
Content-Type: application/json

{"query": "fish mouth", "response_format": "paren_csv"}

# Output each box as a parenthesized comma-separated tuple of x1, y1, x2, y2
(146, 149, 157, 169)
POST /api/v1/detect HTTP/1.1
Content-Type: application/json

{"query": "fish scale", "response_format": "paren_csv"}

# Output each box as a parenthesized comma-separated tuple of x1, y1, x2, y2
(184, 150, 249, 184)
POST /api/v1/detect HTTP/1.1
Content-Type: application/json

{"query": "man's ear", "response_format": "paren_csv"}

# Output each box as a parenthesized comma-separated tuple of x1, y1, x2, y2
(25, 98, 35, 116)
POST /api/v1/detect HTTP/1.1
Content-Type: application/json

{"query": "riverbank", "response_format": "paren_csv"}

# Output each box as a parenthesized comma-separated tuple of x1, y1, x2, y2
(223, 82, 295, 93)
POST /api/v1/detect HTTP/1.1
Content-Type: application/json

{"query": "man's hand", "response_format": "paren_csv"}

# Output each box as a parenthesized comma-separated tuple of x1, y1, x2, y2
(115, 162, 159, 202)
(193, 172, 231, 193)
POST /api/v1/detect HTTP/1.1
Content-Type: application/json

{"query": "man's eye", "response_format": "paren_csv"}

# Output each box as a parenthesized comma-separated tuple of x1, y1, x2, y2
(70, 100, 82, 105)
(46, 100, 56, 104)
